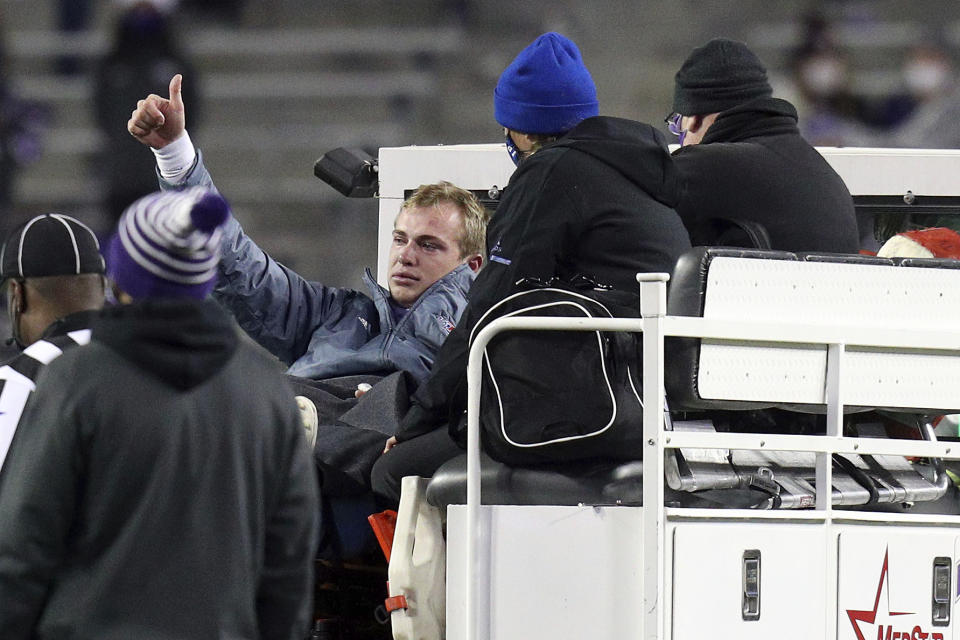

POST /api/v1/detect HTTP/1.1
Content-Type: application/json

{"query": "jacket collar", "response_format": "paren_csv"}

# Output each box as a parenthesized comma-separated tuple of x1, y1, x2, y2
(362, 263, 475, 329)
(41, 309, 101, 340)
(701, 97, 800, 144)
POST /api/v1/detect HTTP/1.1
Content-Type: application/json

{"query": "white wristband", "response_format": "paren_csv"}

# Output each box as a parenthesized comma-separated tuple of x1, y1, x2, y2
(151, 131, 197, 182)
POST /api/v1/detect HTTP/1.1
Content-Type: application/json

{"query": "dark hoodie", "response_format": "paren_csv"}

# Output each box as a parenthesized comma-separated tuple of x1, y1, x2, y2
(95, 298, 238, 390)
(672, 97, 858, 252)
(0, 298, 319, 640)
(393, 115, 690, 445)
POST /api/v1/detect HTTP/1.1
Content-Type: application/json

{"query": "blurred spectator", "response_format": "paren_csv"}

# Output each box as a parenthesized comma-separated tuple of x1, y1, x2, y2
(855, 45, 953, 131)
(114, 0, 180, 11)
(443, 0, 473, 26)
(901, 46, 954, 105)
(886, 44, 960, 149)
(787, 11, 876, 146)
(57, 0, 93, 74)
(0, 38, 50, 237)
(181, 0, 245, 23)
(0, 30, 49, 364)
(94, 0, 200, 229)
(792, 11, 836, 61)
(791, 48, 877, 146)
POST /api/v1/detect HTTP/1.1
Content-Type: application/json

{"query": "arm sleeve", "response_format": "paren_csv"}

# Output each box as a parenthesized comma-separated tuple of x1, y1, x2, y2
(0, 369, 82, 638)
(215, 216, 364, 364)
(396, 164, 580, 441)
(157, 145, 214, 191)
(161, 151, 358, 364)
(256, 402, 320, 640)
(670, 147, 726, 239)
(0, 371, 34, 474)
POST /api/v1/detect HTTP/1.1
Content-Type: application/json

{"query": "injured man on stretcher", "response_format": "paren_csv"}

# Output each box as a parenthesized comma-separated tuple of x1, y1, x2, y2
(127, 74, 490, 498)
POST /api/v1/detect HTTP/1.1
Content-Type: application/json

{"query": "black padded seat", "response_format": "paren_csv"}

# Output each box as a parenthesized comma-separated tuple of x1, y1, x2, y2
(425, 453, 646, 507)
(425, 453, 775, 509)
(665, 248, 960, 413)
(666, 247, 799, 412)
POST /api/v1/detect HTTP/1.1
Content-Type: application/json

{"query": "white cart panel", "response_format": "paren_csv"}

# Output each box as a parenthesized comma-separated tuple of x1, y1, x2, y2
(837, 527, 955, 640)
(671, 521, 827, 639)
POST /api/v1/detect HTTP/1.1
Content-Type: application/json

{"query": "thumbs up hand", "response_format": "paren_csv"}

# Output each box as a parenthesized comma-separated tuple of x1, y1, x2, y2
(127, 74, 187, 149)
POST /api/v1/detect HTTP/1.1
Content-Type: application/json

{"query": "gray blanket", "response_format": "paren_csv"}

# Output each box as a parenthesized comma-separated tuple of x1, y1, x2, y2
(286, 372, 412, 495)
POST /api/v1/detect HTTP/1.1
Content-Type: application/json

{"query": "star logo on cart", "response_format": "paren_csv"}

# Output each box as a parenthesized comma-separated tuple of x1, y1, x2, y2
(846, 547, 943, 640)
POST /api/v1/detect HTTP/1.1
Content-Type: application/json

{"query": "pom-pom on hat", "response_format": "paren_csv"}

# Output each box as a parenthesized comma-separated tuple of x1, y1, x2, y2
(107, 187, 230, 300)
(877, 227, 960, 260)
(494, 32, 599, 135)
(1, 214, 105, 280)
(672, 38, 773, 116)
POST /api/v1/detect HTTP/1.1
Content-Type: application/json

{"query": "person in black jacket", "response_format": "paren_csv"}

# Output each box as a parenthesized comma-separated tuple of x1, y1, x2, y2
(666, 38, 859, 253)
(0, 213, 105, 479)
(370, 32, 691, 504)
(0, 188, 319, 640)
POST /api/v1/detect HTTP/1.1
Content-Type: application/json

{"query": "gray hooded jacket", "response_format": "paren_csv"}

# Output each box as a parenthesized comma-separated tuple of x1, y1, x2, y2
(160, 152, 475, 384)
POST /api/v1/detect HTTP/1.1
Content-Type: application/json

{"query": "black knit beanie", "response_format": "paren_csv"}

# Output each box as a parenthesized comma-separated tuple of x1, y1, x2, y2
(672, 38, 772, 115)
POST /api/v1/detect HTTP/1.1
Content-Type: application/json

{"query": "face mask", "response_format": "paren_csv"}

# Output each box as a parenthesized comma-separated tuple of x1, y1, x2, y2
(800, 57, 845, 96)
(666, 113, 688, 146)
(904, 61, 951, 95)
(504, 130, 522, 166)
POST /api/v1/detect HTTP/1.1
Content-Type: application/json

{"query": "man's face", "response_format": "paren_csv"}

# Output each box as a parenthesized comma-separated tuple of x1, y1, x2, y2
(388, 203, 467, 307)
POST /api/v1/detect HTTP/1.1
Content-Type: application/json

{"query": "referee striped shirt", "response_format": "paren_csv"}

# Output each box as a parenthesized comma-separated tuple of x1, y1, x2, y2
(0, 330, 91, 472)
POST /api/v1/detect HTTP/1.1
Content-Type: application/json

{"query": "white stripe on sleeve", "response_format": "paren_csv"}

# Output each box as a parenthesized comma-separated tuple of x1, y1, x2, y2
(22, 340, 64, 365)
(0, 366, 36, 472)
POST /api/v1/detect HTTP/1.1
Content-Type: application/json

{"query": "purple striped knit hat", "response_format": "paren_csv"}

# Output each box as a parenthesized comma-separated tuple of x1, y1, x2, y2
(107, 187, 230, 300)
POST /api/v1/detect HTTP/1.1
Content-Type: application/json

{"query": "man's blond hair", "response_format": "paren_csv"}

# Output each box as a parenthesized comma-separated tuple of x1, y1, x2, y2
(401, 182, 490, 258)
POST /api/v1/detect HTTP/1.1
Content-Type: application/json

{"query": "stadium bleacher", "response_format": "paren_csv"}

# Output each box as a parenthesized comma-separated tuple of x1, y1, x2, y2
(3, 0, 960, 288)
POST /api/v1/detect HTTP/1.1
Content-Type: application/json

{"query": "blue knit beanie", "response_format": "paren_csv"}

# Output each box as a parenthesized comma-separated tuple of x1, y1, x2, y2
(494, 32, 599, 135)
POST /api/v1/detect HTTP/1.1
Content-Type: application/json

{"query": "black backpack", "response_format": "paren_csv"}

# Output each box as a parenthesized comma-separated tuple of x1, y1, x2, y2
(462, 279, 645, 465)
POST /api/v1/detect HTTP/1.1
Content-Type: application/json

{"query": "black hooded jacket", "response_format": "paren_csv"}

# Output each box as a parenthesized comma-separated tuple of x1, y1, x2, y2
(0, 299, 319, 640)
(671, 97, 858, 252)
(396, 116, 691, 442)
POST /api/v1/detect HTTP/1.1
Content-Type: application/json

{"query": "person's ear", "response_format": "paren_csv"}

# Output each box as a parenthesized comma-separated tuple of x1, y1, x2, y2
(9, 280, 26, 314)
(110, 281, 134, 305)
(466, 254, 483, 272)
(686, 115, 706, 133)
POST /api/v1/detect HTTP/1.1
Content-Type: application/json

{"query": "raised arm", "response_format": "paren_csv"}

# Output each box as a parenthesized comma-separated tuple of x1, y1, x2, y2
(125, 76, 368, 365)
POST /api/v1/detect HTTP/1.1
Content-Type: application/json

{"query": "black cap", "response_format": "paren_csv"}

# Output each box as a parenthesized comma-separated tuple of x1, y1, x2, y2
(672, 38, 772, 116)
(1, 214, 105, 280)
